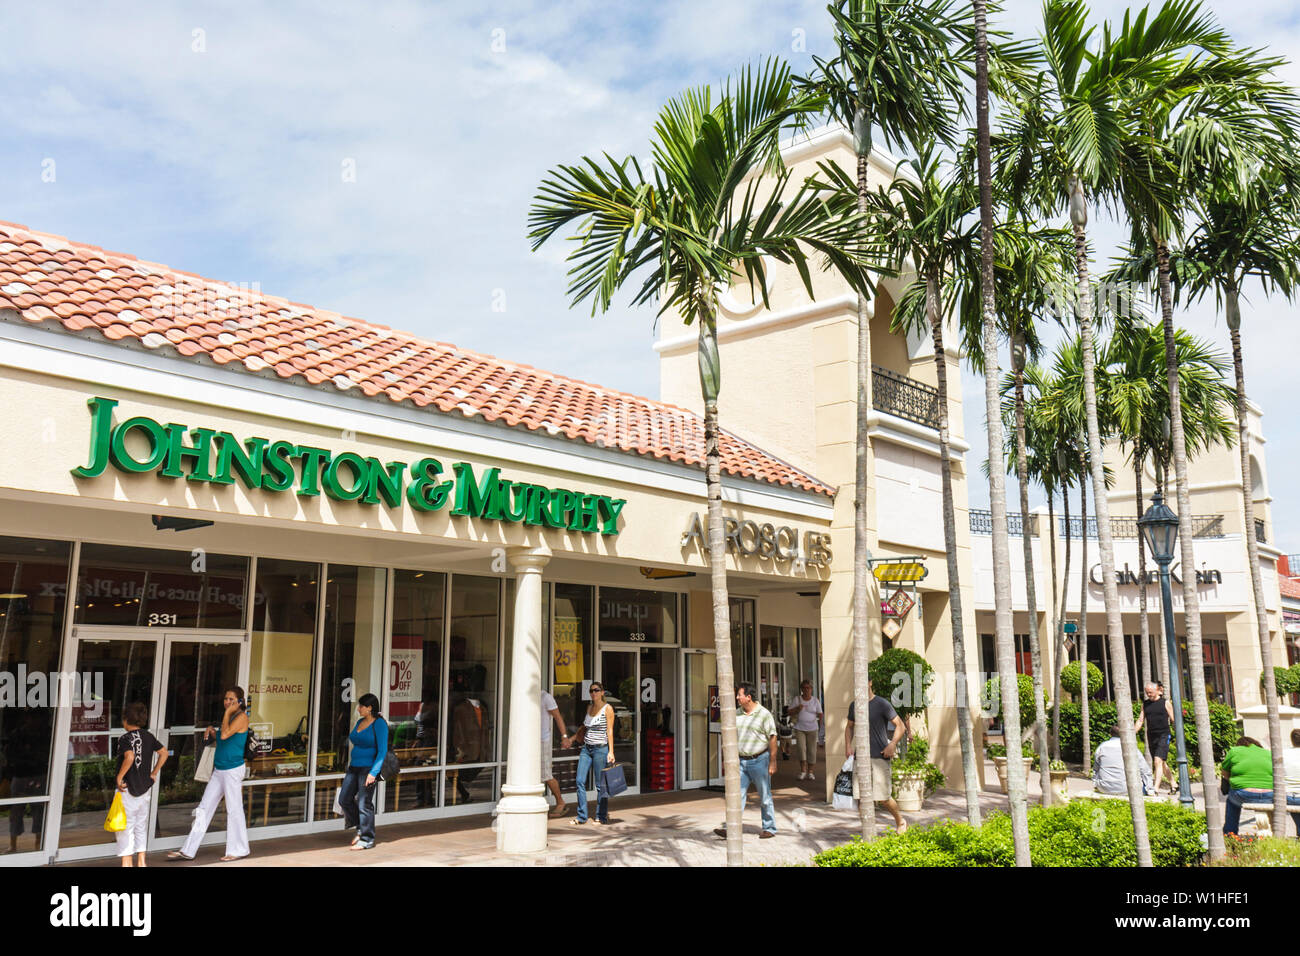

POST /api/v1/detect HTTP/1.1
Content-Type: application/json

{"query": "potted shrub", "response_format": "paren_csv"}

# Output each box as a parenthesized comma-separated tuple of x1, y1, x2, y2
(892, 736, 945, 811)
(1049, 758, 1069, 797)
(989, 741, 1034, 794)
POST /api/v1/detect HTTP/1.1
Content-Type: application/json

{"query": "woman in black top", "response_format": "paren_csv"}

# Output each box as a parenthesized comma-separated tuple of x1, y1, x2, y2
(1133, 682, 1174, 793)
(114, 701, 169, 866)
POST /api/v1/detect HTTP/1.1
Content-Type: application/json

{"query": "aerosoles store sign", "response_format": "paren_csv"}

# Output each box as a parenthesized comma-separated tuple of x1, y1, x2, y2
(71, 397, 626, 535)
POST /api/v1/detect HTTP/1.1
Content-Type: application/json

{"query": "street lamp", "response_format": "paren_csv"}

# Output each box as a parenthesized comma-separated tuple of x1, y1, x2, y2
(1138, 491, 1194, 809)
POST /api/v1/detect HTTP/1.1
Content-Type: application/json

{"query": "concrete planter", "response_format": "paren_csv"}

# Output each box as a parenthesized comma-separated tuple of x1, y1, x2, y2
(993, 755, 1008, 794)
(895, 773, 927, 812)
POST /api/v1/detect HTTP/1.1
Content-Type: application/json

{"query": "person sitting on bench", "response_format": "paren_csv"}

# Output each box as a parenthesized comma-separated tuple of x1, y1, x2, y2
(1092, 725, 1152, 795)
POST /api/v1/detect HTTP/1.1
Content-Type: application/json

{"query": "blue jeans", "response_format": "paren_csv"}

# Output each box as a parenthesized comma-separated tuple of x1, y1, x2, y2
(1223, 789, 1300, 836)
(340, 768, 377, 846)
(740, 752, 776, 834)
(575, 744, 609, 823)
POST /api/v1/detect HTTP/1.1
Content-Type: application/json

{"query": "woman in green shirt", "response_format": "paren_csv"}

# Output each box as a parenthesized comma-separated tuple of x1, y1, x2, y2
(1221, 736, 1300, 836)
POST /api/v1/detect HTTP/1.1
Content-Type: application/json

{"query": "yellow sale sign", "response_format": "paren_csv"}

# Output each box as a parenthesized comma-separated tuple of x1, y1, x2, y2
(553, 616, 584, 684)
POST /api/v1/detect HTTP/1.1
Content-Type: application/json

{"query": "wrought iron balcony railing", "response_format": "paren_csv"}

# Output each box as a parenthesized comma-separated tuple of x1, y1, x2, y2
(968, 510, 1227, 540)
(872, 365, 939, 430)
(1255, 517, 1267, 544)
(968, 509, 1038, 536)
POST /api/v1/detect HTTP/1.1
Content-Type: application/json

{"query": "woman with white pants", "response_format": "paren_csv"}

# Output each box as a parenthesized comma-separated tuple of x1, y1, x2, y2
(114, 700, 168, 866)
(168, 687, 250, 862)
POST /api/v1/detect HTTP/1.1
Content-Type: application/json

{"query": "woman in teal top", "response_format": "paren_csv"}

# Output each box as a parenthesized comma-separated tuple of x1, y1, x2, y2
(340, 693, 388, 850)
(169, 687, 251, 861)
(1221, 736, 1300, 836)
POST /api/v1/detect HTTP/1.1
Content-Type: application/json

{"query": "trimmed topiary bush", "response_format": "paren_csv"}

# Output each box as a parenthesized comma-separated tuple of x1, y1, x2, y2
(868, 647, 934, 719)
(813, 800, 1206, 867)
(983, 672, 1047, 728)
(1060, 660, 1104, 698)
(1261, 663, 1300, 698)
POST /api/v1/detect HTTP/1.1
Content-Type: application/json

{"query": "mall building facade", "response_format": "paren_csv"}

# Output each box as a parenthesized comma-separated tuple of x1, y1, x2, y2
(968, 400, 1300, 742)
(0, 126, 987, 863)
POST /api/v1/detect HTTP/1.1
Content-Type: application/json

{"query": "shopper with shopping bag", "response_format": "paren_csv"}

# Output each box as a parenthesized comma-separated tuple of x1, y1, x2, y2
(844, 678, 908, 832)
(112, 701, 168, 866)
(168, 686, 251, 862)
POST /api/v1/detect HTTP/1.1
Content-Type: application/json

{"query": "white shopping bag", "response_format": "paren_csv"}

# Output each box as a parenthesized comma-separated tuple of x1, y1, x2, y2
(332, 789, 344, 816)
(194, 743, 215, 783)
(832, 756, 857, 810)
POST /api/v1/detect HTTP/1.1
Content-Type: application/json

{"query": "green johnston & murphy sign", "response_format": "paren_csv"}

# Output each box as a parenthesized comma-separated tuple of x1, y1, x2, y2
(71, 397, 626, 535)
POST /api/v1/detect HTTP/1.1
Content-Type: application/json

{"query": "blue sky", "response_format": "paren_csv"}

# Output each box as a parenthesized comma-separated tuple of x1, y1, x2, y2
(2, 0, 1297, 547)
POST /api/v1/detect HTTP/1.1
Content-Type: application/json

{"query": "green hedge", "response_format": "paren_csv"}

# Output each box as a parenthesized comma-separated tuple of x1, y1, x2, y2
(1262, 664, 1300, 698)
(814, 800, 1206, 868)
(1060, 660, 1103, 698)
(983, 672, 1048, 728)
(1056, 699, 1238, 766)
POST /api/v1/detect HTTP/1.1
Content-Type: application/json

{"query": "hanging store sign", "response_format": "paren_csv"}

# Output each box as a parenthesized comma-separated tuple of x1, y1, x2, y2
(886, 587, 915, 619)
(680, 513, 831, 569)
(71, 397, 626, 535)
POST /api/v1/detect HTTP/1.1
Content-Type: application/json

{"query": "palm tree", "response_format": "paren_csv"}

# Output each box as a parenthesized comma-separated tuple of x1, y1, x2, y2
(854, 142, 984, 824)
(995, 0, 1266, 866)
(989, 224, 1075, 803)
(528, 60, 877, 865)
(802, 0, 968, 841)
(1117, 165, 1300, 834)
(1111, 23, 1299, 854)
(973, 0, 1031, 866)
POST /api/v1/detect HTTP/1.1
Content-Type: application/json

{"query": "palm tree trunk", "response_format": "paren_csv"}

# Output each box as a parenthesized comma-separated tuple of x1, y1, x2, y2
(1013, 338, 1051, 802)
(929, 273, 981, 825)
(851, 141, 877, 841)
(1071, 183, 1152, 865)
(1055, 481, 1072, 762)
(1154, 237, 1224, 859)
(1079, 469, 1089, 767)
(698, 313, 743, 867)
(1227, 288, 1287, 835)
(1050, 489, 1064, 762)
(975, 0, 1030, 865)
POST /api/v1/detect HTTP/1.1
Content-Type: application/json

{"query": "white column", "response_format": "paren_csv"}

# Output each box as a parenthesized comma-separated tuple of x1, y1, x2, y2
(496, 544, 551, 853)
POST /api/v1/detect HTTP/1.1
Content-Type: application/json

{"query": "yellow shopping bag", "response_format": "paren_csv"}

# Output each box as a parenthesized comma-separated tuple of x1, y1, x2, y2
(104, 790, 128, 832)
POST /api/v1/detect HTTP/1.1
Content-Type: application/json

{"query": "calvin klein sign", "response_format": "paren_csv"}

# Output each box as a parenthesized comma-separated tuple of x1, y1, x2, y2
(1089, 562, 1223, 587)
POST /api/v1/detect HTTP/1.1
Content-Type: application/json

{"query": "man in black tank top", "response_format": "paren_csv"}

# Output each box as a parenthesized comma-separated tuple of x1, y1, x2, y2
(1134, 681, 1175, 793)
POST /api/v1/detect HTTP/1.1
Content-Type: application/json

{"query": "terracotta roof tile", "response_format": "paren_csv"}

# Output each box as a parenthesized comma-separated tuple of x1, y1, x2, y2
(1280, 575, 1300, 600)
(0, 220, 832, 497)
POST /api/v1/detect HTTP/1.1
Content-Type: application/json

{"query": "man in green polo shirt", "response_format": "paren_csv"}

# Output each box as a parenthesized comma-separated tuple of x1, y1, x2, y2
(714, 681, 778, 839)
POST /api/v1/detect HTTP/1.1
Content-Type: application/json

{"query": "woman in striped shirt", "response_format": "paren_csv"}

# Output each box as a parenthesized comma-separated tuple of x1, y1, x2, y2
(570, 682, 615, 825)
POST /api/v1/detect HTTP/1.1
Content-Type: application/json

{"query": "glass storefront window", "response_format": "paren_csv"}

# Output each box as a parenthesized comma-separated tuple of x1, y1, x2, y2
(552, 584, 593, 750)
(74, 544, 248, 629)
(447, 575, 499, 804)
(600, 587, 678, 644)
(388, 570, 446, 770)
(247, 559, 319, 780)
(0, 535, 72, 853)
(729, 597, 755, 685)
(316, 566, 387, 775)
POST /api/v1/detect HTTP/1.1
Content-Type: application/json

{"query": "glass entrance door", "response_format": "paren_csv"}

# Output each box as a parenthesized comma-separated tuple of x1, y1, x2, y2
(58, 636, 160, 853)
(55, 631, 245, 859)
(683, 649, 718, 787)
(152, 637, 246, 841)
(598, 648, 638, 794)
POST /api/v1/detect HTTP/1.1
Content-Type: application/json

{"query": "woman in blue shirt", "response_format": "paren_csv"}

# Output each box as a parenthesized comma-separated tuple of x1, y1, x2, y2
(168, 687, 250, 862)
(341, 693, 388, 850)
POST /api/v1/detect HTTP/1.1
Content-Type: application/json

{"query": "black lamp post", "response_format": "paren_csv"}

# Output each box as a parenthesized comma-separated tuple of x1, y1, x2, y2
(1138, 491, 1194, 808)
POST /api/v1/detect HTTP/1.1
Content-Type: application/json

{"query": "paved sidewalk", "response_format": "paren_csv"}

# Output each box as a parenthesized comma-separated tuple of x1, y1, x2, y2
(69, 759, 1240, 867)
(72, 771, 1023, 868)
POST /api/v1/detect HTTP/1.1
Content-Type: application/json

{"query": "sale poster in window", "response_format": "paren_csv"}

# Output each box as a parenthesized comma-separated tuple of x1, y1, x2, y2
(389, 637, 423, 719)
(553, 616, 584, 684)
